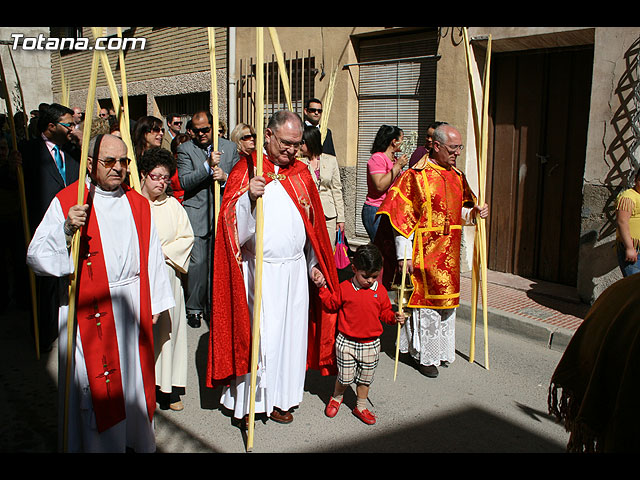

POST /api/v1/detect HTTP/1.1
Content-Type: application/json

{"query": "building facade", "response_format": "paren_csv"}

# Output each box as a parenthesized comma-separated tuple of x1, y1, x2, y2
(7, 26, 639, 304)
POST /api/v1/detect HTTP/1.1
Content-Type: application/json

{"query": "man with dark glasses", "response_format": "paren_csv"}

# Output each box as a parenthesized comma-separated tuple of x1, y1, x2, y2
(303, 97, 336, 156)
(20, 102, 81, 352)
(176, 110, 239, 328)
(162, 113, 182, 151)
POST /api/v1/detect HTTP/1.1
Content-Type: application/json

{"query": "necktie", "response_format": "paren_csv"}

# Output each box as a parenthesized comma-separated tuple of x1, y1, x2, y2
(53, 145, 66, 185)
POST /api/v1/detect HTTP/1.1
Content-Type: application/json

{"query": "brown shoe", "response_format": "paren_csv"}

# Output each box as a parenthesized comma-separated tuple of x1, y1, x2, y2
(269, 408, 293, 424)
(169, 400, 184, 411)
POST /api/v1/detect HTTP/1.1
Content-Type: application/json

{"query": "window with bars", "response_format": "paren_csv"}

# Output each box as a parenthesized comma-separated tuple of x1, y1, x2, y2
(237, 52, 317, 129)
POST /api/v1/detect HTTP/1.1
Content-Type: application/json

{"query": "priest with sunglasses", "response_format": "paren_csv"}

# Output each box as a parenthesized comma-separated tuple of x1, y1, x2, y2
(26, 134, 174, 452)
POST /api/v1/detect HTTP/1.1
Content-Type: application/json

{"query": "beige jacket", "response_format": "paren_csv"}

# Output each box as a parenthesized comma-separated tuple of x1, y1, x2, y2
(305, 153, 345, 222)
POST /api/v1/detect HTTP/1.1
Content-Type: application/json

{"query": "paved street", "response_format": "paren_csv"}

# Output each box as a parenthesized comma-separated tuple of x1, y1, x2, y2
(0, 300, 570, 454)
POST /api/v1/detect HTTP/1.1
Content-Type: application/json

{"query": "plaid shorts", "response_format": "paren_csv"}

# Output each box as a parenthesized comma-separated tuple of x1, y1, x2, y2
(335, 332, 381, 386)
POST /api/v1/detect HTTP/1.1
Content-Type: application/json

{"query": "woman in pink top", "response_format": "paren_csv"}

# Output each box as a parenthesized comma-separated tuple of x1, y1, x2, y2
(361, 125, 408, 240)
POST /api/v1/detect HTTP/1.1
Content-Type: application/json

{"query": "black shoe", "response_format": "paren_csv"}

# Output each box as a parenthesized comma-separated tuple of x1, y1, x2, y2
(187, 313, 202, 328)
(440, 361, 449, 368)
(418, 364, 439, 378)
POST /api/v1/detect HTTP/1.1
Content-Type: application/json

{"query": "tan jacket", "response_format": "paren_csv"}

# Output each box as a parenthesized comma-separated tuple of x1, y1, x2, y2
(305, 153, 345, 222)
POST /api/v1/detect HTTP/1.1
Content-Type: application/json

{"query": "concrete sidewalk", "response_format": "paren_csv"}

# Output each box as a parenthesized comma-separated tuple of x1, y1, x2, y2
(457, 270, 589, 353)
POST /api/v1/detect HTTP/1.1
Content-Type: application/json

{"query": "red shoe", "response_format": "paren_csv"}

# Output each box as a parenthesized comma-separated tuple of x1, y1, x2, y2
(325, 397, 342, 418)
(353, 407, 376, 425)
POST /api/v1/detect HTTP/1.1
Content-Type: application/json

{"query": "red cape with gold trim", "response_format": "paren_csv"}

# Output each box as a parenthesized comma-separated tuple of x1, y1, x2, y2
(206, 152, 339, 387)
(374, 158, 476, 309)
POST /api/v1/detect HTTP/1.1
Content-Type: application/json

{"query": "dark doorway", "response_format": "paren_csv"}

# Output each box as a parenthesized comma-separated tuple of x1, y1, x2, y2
(486, 46, 594, 286)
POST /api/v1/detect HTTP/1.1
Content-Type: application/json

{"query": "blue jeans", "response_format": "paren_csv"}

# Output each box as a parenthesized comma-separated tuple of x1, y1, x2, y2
(617, 242, 640, 277)
(361, 203, 381, 242)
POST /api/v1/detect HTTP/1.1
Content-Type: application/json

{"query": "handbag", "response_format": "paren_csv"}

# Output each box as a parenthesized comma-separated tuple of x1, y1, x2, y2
(334, 229, 351, 269)
(334, 229, 354, 282)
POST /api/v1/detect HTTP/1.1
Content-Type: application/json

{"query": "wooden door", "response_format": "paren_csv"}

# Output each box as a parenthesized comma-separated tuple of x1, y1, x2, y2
(486, 46, 593, 286)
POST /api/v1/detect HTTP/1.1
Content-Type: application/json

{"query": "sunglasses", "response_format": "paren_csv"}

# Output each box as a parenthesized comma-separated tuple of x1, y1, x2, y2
(306, 108, 322, 114)
(241, 133, 257, 141)
(192, 126, 211, 135)
(150, 126, 165, 134)
(98, 157, 131, 168)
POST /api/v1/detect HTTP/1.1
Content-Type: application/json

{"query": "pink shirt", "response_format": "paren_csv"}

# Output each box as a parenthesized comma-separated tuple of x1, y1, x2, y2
(365, 151, 394, 207)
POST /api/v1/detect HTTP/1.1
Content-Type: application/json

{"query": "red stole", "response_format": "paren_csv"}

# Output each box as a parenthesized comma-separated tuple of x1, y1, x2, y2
(206, 154, 339, 387)
(57, 181, 155, 433)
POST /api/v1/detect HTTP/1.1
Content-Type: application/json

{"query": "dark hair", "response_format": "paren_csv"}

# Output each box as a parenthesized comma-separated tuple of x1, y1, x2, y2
(302, 125, 322, 158)
(138, 146, 176, 178)
(37, 103, 74, 133)
(171, 133, 191, 156)
(107, 115, 119, 133)
(304, 98, 322, 109)
(428, 121, 448, 131)
(351, 243, 383, 273)
(166, 113, 180, 124)
(133, 116, 163, 158)
(371, 125, 403, 154)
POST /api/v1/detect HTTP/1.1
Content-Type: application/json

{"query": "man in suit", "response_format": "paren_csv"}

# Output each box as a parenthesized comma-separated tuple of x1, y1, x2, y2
(162, 113, 182, 151)
(304, 98, 336, 157)
(20, 103, 80, 351)
(176, 110, 239, 328)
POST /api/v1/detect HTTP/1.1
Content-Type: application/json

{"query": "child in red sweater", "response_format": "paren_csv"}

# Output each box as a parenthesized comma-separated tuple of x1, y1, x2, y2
(319, 243, 405, 425)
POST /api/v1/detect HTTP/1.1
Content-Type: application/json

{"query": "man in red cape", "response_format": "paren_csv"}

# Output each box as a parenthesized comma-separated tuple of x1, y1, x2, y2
(207, 110, 338, 424)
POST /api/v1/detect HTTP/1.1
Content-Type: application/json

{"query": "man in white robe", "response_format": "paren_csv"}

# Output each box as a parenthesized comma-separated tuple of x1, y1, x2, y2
(26, 134, 174, 452)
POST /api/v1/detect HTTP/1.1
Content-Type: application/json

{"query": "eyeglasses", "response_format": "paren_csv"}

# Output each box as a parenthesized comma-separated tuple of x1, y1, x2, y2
(147, 172, 171, 182)
(57, 122, 74, 129)
(438, 143, 464, 153)
(306, 108, 323, 114)
(98, 157, 131, 168)
(241, 134, 257, 141)
(271, 131, 304, 151)
(192, 126, 211, 135)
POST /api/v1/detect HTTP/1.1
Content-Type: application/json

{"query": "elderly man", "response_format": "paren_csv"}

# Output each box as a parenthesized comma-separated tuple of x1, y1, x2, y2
(26, 134, 174, 453)
(207, 110, 338, 425)
(376, 124, 489, 379)
(176, 110, 239, 328)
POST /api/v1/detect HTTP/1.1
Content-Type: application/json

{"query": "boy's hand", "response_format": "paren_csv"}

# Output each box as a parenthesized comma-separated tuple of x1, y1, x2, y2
(310, 265, 326, 288)
(395, 311, 407, 325)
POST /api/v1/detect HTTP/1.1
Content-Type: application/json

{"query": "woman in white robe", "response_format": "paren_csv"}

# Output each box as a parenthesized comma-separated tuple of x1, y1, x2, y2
(139, 147, 194, 411)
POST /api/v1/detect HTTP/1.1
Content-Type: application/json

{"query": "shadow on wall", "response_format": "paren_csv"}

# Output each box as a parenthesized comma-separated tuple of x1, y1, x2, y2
(600, 35, 640, 241)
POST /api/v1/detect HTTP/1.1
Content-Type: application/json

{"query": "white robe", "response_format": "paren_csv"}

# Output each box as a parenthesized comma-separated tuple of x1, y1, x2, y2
(26, 183, 174, 453)
(220, 170, 318, 419)
(149, 194, 194, 393)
